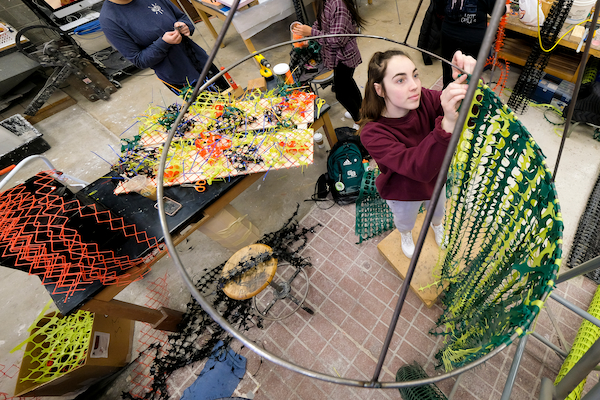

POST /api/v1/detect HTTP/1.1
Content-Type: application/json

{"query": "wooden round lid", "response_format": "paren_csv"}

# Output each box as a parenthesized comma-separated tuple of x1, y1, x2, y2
(221, 243, 277, 300)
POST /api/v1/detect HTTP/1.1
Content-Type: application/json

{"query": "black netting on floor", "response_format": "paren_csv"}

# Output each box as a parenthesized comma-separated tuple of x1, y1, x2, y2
(122, 205, 319, 399)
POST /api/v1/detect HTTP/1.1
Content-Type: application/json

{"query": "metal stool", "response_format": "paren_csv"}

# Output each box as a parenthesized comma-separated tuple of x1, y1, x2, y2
(221, 244, 312, 321)
(309, 70, 334, 96)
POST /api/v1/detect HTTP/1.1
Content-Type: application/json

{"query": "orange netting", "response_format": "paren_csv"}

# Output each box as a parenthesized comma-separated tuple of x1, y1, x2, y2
(0, 173, 159, 299)
(0, 364, 39, 400)
(484, 0, 510, 95)
(128, 272, 171, 399)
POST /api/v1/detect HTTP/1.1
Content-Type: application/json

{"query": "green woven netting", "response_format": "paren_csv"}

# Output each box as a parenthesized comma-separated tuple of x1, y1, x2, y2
(355, 167, 395, 244)
(554, 286, 600, 399)
(396, 362, 448, 400)
(433, 82, 563, 371)
(11, 306, 93, 383)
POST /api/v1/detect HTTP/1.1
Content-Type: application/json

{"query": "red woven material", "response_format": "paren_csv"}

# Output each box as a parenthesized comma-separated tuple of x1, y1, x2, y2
(0, 173, 159, 299)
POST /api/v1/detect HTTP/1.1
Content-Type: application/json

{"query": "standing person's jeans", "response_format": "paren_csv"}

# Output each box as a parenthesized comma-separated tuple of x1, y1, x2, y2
(386, 188, 446, 233)
(333, 62, 363, 122)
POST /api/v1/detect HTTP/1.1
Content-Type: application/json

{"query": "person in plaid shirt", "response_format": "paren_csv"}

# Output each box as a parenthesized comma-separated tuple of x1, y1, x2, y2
(292, 0, 365, 129)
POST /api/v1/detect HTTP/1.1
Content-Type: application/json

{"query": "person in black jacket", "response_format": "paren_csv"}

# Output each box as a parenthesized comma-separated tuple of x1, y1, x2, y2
(435, 0, 504, 87)
(417, 0, 443, 66)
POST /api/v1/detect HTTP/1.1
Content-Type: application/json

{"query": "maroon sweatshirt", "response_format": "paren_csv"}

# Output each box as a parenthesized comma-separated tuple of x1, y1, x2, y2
(360, 88, 452, 201)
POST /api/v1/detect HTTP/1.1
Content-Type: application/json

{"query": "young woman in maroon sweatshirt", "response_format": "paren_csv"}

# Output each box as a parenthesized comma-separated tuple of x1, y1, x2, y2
(359, 49, 475, 258)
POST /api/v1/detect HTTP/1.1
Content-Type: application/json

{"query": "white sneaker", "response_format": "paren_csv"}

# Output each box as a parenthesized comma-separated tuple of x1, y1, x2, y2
(431, 223, 445, 247)
(400, 231, 415, 259)
(344, 111, 352, 119)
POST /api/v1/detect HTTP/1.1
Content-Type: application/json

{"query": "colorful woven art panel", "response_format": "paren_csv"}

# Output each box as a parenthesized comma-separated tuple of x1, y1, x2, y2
(0, 173, 159, 299)
(112, 89, 317, 195)
(433, 83, 563, 371)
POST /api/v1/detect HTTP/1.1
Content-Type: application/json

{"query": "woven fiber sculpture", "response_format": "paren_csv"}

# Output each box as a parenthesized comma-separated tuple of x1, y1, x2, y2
(355, 167, 394, 244)
(432, 82, 563, 371)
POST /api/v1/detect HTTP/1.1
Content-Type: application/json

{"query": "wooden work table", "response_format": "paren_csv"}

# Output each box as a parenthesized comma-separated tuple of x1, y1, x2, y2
(498, 14, 600, 82)
(191, 0, 315, 57)
(40, 97, 336, 332)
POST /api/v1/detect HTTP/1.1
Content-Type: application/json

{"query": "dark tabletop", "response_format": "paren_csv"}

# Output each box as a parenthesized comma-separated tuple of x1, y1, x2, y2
(45, 171, 246, 315)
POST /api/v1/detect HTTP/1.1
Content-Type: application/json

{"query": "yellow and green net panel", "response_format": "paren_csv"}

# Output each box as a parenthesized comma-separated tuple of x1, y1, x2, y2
(12, 308, 94, 384)
(355, 167, 395, 244)
(554, 285, 600, 399)
(433, 82, 563, 371)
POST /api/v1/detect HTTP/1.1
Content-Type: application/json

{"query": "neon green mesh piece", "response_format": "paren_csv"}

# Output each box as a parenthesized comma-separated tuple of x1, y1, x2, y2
(11, 309, 93, 384)
(433, 82, 563, 371)
(396, 362, 448, 400)
(554, 286, 600, 399)
(355, 168, 395, 244)
(582, 57, 599, 85)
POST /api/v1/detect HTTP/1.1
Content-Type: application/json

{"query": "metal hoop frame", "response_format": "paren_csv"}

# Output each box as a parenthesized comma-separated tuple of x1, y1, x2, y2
(152, 0, 553, 389)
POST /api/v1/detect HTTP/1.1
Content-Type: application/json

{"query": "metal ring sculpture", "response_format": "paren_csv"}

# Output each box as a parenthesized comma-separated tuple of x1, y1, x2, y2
(153, 0, 561, 389)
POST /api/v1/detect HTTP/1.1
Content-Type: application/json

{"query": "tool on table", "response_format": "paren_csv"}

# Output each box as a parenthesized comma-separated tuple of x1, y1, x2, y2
(15, 25, 116, 116)
(254, 54, 273, 80)
(181, 180, 207, 192)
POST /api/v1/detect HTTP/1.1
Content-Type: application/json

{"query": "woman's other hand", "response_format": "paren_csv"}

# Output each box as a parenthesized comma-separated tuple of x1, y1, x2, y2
(451, 50, 476, 80)
(174, 22, 191, 36)
(440, 73, 468, 134)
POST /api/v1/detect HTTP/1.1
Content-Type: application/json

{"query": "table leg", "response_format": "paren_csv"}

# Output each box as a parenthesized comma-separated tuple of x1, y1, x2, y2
(312, 109, 337, 147)
(196, 8, 225, 48)
(82, 298, 184, 332)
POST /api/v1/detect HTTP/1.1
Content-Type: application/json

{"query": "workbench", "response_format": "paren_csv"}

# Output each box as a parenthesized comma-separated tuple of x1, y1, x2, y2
(191, 0, 314, 55)
(33, 99, 336, 332)
(498, 14, 600, 82)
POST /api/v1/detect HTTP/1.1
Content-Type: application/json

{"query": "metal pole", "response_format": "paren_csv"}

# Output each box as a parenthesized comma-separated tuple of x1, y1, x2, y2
(501, 334, 529, 400)
(448, 373, 463, 400)
(369, 0, 508, 383)
(554, 337, 600, 400)
(539, 377, 555, 400)
(531, 331, 568, 358)
(402, 0, 424, 43)
(553, 0, 600, 180)
(551, 293, 600, 329)
(556, 255, 600, 284)
(581, 380, 600, 400)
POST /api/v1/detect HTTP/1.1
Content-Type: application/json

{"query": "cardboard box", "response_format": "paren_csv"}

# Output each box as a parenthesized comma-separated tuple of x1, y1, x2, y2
(14, 312, 134, 397)
(198, 204, 260, 251)
(247, 77, 267, 92)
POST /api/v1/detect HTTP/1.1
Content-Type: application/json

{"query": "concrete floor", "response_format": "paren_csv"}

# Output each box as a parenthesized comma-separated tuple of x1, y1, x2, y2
(2, 0, 600, 398)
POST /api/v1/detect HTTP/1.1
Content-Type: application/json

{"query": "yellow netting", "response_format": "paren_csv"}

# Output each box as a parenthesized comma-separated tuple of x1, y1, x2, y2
(11, 306, 93, 384)
(554, 286, 600, 399)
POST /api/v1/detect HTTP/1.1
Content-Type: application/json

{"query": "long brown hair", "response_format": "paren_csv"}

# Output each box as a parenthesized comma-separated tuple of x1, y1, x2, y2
(359, 49, 410, 125)
(315, 0, 366, 30)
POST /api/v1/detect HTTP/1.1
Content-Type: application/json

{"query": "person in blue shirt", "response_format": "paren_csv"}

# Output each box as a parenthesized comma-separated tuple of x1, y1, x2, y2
(100, 0, 228, 93)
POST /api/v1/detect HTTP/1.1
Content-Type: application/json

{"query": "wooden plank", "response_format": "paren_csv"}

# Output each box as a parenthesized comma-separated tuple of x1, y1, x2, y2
(377, 212, 444, 308)
(498, 37, 582, 82)
(24, 95, 76, 125)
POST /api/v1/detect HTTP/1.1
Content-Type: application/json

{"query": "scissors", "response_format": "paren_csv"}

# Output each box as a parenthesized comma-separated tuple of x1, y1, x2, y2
(181, 180, 206, 192)
(194, 179, 206, 192)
